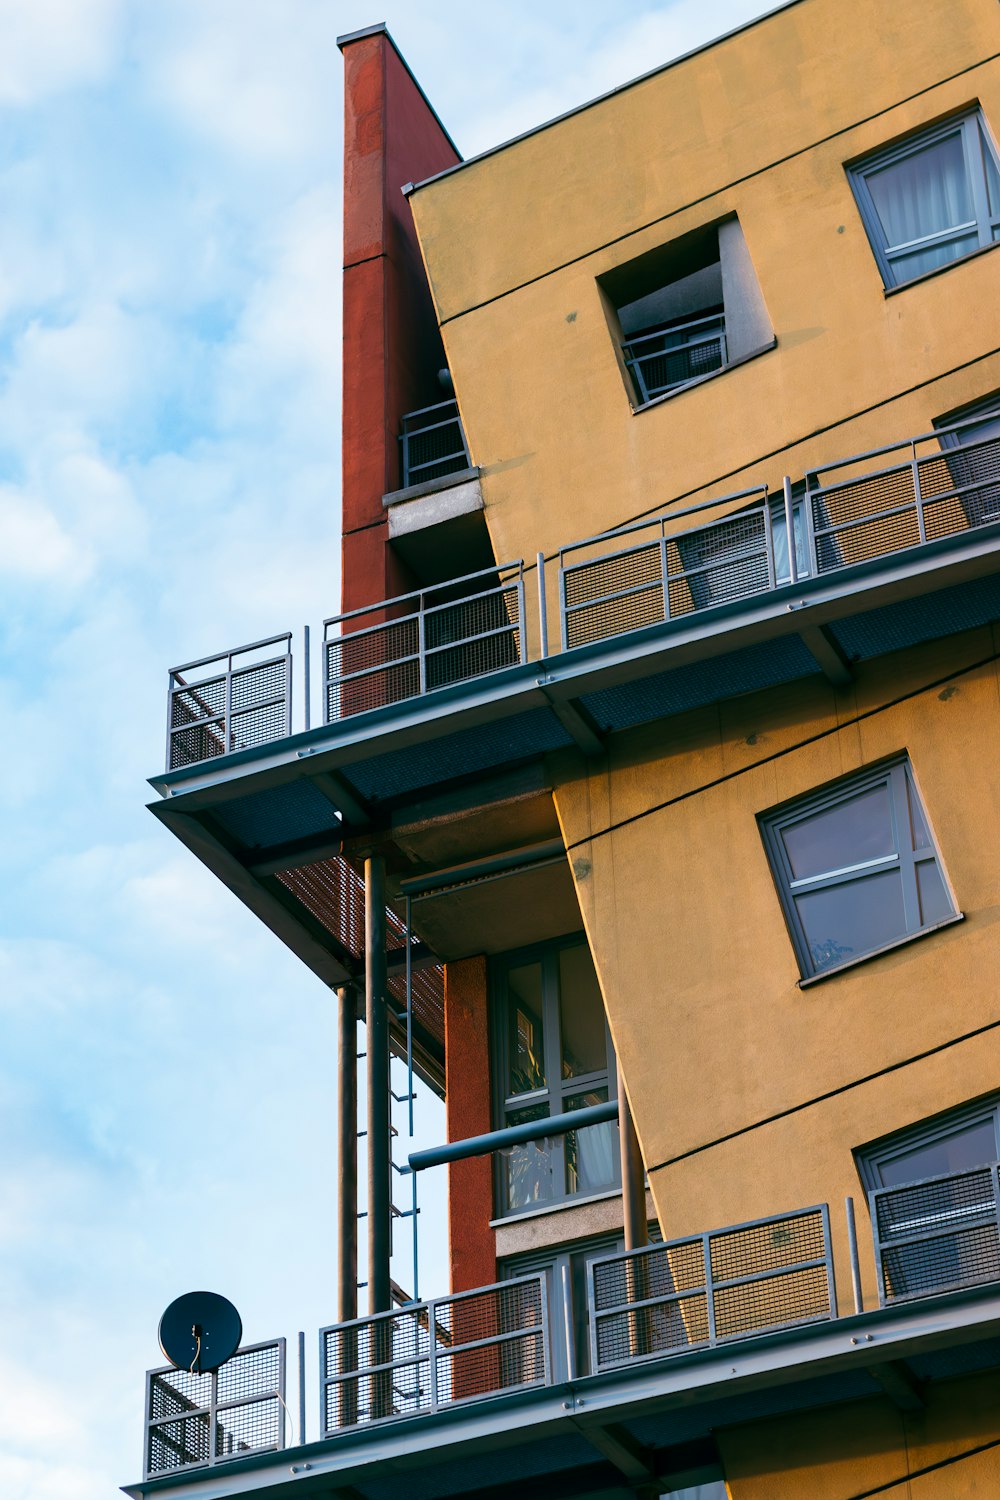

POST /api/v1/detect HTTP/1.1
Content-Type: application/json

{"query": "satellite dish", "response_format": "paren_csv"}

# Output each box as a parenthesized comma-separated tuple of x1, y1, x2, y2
(159, 1291, 242, 1374)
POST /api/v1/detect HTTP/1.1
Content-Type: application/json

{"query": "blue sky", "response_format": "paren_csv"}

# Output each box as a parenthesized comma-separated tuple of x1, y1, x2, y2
(0, 2, 776, 1493)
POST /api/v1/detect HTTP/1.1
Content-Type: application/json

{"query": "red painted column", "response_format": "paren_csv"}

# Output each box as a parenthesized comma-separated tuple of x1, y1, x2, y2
(339, 27, 461, 615)
(444, 956, 497, 1294)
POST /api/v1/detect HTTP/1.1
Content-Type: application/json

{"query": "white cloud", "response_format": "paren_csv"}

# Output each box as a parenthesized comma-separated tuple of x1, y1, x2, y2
(0, 0, 123, 107)
(0, 487, 86, 583)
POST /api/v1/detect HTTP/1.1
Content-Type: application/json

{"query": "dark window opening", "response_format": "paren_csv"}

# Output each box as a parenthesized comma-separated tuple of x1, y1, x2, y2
(600, 217, 773, 408)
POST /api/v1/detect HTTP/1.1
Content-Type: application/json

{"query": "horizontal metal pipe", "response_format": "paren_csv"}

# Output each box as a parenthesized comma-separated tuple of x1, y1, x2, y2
(408, 1098, 618, 1173)
(399, 838, 565, 897)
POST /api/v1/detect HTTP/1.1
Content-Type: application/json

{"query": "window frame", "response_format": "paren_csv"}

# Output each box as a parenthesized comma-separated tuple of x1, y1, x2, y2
(856, 1095, 1000, 1194)
(490, 933, 620, 1219)
(848, 109, 1000, 289)
(759, 755, 958, 982)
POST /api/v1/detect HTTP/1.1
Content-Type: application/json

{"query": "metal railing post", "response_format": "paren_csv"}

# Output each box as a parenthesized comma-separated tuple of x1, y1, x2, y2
(762, 494, 777, 592)
(911, 439, 927, 543)
(536, 553, 548, 659)
(303, 626, 311, 732)
(517, 566, 528, 665)
(659, 528, 671, 623)
(703, 1233, 717, 1346)
(224, 651, 234, 755)
(558, 553, 570, 652)
(297, 1332, 305, 1445)
(428, 1297, 439, 1412)
(417, 600, 428, 696)
(560, 1262, 576, 1381)
(783, 475, 798, 585)
(845, 1197, 863, 1315)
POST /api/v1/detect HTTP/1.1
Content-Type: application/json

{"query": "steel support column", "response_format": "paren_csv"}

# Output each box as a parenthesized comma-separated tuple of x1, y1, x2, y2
(617, 1058, 647, 1251)
(365, 855, 391, 1317)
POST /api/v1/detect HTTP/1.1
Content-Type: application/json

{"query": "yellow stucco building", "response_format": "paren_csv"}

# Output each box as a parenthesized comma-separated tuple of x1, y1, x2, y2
(131, 3, 1000, 1497)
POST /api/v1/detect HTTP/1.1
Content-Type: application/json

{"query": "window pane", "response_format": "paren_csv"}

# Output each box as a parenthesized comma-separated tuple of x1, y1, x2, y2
(795, 867, 906, 970)
(501, 1102, 555, 1210)
(506, 963, 546, 1096)
(879, 1119, 997, 1186)
(888, 231, 979, 282)
(772, 504, 810, 584)
(906, 775, 931, 850)
(564, 1089, 618, 1196)
(782, 783, 895, 880)
(981, 122, 1000, 216)
(867, 132, 973, 251)
(558, 944, 607, 1079)
(916, 859, 953, 925)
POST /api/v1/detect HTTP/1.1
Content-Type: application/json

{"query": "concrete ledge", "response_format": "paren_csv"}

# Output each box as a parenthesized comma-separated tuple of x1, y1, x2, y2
(383, 466, 481, 510)
(387, 473, 484, 541)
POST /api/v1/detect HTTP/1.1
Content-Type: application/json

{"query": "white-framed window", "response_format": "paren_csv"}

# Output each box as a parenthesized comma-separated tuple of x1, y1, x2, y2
(848, 109, 1000, 288)
(759, 756, 957, 980)
(491, 935, 620, 1217)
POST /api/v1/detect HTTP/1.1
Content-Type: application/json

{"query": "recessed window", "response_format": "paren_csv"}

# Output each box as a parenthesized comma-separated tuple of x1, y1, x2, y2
(759, 756, 957, 979)
(935, 392, 1000, 525)
(859, 1099, 1000, 1303)
(599, 217, 773, 408)
(492, 936, 619, 1216)
(849, 109, 1000, 288)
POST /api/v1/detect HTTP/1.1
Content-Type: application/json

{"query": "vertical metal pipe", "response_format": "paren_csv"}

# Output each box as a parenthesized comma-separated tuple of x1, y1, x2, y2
(536, 552, 549, 659)
(303, 625, 311, 732)
(560, 1262, 577, 1381)
(336, 985, 358, 1323)
(845, 1196, 863, 1315)
(783, 475, 798, 585)
(297, 1330, 306, 1445)
(617, 1057, 647, 1252)
(365, 856, 391, 1317)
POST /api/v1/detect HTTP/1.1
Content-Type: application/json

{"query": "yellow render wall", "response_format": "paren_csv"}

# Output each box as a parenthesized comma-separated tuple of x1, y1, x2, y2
(409, 0, 1000, 573)
(549, 627, 1000, 1307)
(719, 1371, 1000, 1498)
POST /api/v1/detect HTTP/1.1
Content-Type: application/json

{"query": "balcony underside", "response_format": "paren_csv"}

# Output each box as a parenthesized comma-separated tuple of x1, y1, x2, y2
(123, 1282, 1000, 1499)
(149, 528, 1000, 1094)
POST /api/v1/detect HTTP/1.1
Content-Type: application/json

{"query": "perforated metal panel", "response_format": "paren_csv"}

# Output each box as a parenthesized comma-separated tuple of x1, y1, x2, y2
(144, 1340, 285, 1479)
(560, 494, 772, 652)
(345, 709, 574, 802)
(399, 400, 470, 487)
(589, 1207, 835, 1374)
(829, 573, 1000, 661)
(325, 568, 525, 723)
(212, 779, 341, 849)
(581, 635, 819, 733)
(872, 1162, 1000, 1305)
(807, 428, 1000, 575)
(320, 1276, 548, 1436)
(167, 637, 292, 771)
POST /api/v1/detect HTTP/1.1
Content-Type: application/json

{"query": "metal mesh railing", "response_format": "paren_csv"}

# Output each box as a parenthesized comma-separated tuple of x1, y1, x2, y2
(805, 421, 1000, 575)
(144, 1340, 286, 1479)
(324, 564, 526, 721)
(320, 1276, 548, 1435)
(622, 314, 727, 405)
(167, 636, 292, 771)
(559, 487, 772, 650)
(588, 1206, 835, 1374)
(871, 1161, 1000, 1306)
(399, 399, 471, 488)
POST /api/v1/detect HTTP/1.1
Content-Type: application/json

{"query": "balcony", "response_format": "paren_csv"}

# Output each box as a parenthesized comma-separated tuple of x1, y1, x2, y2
(162, 415, 1000, 775)
(131, 1165, 1000, 1493)
(398, 399, 470, 489)
(622, 311, 727, 404)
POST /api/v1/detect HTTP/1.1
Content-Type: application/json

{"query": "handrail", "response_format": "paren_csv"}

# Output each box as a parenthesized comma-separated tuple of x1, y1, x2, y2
(408, 1098, 618, 1173)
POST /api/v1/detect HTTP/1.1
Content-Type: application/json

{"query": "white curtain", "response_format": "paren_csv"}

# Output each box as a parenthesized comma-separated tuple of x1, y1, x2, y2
(576, 1119, 616, 1190)
(868, 132, 974, 278)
